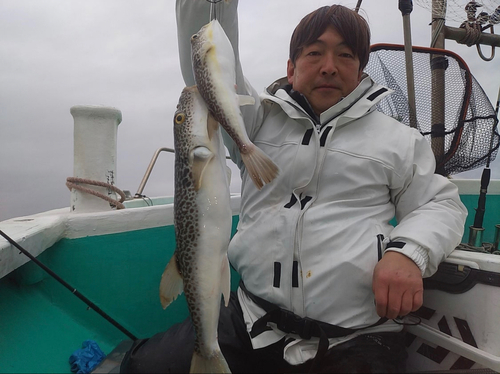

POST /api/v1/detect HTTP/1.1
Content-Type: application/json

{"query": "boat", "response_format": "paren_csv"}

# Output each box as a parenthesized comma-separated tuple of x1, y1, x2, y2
(2, 146, 500, 374)
(1, 0, 500, 373)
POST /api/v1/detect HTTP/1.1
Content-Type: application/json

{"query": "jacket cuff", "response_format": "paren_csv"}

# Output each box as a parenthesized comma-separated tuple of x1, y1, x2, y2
(383, 239, 429, 276)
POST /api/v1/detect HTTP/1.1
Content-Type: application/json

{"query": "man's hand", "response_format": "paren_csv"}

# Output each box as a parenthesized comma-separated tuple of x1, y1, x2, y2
(372, 251, 423, 319)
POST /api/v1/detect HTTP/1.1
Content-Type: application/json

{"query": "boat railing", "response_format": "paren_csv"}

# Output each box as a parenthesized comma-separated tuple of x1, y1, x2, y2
(134, 146, 232, 199)
(134, 147, 176, 199)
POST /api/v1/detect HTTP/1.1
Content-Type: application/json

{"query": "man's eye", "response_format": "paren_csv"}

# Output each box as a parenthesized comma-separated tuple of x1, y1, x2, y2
(340, 53, 354, 58)
(307, 51, 321, 56)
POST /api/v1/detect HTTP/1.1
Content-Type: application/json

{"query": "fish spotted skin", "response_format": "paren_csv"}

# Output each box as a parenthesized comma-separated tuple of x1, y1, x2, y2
(191, 19, 279, 190)
(160, 86, 231, 373)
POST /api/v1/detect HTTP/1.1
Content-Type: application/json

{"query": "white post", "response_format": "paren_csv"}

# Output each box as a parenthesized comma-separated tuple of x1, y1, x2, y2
(70, 105, 122, 213)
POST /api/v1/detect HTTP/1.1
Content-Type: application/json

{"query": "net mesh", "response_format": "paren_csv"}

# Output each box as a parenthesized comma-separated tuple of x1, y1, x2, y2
(414, 0, 499, 26)
(364, 44, 499, 175)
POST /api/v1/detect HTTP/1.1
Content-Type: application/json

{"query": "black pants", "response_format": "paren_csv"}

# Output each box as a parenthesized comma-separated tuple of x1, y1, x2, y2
(120, 292, 407, 373)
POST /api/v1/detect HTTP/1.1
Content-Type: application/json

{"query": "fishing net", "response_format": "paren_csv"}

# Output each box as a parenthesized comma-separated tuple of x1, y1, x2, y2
(364, 44, 499, 175)
(414, 0, 499, 26)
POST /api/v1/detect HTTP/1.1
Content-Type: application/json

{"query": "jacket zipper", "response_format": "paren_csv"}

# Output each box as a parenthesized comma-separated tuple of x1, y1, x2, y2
(293, 121, 337, 316)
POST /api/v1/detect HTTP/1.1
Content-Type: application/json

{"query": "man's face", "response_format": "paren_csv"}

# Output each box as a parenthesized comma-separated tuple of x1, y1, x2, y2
(287, 26, 363, 115)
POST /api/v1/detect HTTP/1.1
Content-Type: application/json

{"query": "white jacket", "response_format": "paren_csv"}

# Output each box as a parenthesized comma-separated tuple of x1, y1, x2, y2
(176, 0, 467, 364)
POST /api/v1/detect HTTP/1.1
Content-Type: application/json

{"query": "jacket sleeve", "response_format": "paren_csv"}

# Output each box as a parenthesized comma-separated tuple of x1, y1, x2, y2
(175, 0, 265, 170)
(387, 129, 468, 278)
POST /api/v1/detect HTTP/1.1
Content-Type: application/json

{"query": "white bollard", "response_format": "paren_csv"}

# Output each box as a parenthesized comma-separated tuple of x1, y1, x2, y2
(70, 105, 122, 213)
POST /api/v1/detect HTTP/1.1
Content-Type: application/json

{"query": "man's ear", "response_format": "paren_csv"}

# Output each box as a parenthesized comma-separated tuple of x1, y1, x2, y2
(287, 59, 295, 85)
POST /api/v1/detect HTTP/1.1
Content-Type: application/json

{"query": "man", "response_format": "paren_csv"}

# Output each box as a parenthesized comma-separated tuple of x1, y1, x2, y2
(121, 2, 467, 373)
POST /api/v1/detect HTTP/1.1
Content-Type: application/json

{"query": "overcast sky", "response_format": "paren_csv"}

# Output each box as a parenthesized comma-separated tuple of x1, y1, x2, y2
(1, 0, 499, 222)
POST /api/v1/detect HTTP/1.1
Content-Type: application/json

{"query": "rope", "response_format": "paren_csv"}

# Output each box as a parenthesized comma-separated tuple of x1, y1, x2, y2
(66, 177, 126, 210)
(457, 242, 499, 254)
(458, 21, 483, 46)
(430, 17, 446, 48)
(457, 21, 496, 61)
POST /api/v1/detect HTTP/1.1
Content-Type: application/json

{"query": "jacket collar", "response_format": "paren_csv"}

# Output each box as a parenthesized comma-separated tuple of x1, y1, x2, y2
(286, 86, 320, 124)
(263, 74, 392, 127)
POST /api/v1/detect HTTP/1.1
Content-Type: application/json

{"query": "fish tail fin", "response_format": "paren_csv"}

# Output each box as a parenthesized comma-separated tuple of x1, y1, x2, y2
(241, 145, 279, 190)
(159, 254, 184, 309)
(190, 349, 231, 373)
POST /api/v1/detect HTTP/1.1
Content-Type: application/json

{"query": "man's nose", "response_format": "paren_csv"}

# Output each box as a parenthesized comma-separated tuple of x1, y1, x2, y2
(321, 55, 337, 75)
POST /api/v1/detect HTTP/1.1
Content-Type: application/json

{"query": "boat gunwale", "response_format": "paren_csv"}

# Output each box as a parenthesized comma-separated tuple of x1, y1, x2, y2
(1, 179, 499, 279)
(0, 194, 242, 279)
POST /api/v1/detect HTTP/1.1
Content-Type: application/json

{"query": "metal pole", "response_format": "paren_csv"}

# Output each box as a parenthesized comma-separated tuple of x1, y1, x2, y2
(430, 0, 447, 175)
(135, 147, 175, 198)
(399, 0, 418, 129)
(134, 146, 231, 198)
(444, 25, 500, 47)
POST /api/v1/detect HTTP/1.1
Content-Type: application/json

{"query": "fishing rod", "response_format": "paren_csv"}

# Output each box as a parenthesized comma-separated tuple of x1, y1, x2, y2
(0, 229, 138, 341)
(469, 84, 500, 247)
(399, 0, 418, 129)
(355, 0, 363, 13)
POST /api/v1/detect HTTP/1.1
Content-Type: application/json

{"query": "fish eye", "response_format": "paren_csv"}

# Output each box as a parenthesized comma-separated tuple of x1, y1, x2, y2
(174, 113, 186, 124)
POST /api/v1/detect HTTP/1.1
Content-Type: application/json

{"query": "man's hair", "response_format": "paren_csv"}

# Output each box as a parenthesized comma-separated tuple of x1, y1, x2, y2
(289, 5, 371, 71)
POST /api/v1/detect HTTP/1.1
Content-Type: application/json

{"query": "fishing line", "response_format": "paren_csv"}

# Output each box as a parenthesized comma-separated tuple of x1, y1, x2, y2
(0, 229, 138, 341)
(207, 0, 223, 21)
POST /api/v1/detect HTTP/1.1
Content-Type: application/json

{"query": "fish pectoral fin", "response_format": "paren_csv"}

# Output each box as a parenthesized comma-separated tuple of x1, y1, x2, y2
(237, 94, 255, 107)
(159, 253, 184, 309)
(221, 255, 231, 307)
(192, 146, 214, 191)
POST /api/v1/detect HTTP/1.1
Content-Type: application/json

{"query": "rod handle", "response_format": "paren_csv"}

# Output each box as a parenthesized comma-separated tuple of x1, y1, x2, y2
(399, 0, 413, 16)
